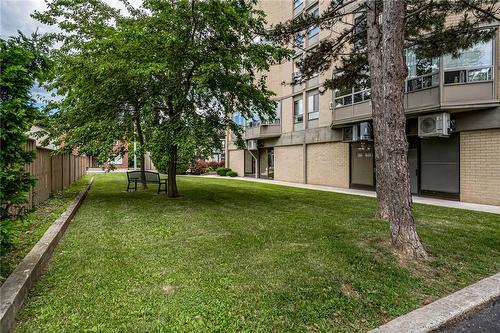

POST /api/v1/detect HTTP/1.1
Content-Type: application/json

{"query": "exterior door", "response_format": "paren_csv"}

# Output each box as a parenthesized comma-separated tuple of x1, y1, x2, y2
(268, 148, 274, 179)
(350, 142, 375, 189)
(408, 148, 418, 195)
(420, 134, 460, 199)
(244, 150, 256, 177)
(408, 137, 419, 195)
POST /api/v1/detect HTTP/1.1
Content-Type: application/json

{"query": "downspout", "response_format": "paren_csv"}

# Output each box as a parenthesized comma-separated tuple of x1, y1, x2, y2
(248, 149, 259, 179)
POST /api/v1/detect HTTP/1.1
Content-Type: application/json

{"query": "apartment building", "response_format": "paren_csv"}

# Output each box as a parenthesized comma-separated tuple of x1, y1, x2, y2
(226, 0, 500, 206)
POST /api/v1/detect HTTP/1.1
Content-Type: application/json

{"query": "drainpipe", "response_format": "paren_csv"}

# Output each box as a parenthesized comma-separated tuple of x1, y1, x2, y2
(248, 149, 259, 179)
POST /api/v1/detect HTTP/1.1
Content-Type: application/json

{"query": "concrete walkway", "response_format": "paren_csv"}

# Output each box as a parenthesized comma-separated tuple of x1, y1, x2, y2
(197, 175, 500, 215)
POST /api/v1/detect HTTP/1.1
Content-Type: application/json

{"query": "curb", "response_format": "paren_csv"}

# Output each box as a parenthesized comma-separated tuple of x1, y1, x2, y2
(0, 177, 94, 333)
(369, 272, 500, 333)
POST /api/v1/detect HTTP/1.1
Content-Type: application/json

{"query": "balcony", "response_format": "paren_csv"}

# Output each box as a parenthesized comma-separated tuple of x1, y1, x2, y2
(332, 38, 498, 124)
(332, 75, 498, 125)
(244, 119, 281, 140)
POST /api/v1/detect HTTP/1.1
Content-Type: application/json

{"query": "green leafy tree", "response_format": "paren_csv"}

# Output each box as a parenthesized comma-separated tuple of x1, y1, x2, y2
(270, 0, 499, 258)
(34, 0, 154, 188)
(0, 34, 49, 247)
(35, 0, 290, 197)
(136, 0, 289, 197)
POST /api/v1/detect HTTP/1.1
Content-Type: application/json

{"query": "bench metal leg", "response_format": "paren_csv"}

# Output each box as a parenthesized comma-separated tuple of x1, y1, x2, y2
(135, 181, 137, 191)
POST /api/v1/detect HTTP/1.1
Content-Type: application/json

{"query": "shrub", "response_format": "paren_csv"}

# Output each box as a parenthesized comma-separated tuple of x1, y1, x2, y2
(190, 160, 208, 175)
(226, 171, 238, 177)
(207, 160, 225, 172)
(1, 35, 47, 250)
(216, 167, 231, 176)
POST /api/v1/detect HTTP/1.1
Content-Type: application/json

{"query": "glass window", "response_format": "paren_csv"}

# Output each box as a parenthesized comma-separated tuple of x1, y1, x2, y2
(353, 15, 366, 51)
(344, 94, 353, 105)
(336, 86, 352, 97)
(294, 0, 303, 9)
(444, 70, 466, 84)
(406, 48, 439, 78)
(293, 96, 303, 123)
(443, 39, 493, 84)
(444, 39, 493, 70)
(293, 60, 302, 84)
(334, 71, 371, 107)
(307, 90, 319, 120)
(270, 100, 281, 125)
(468, 67, 492, 82)
(406, 47, 439, 92)
(307, 6, 319, 39)
(246, 111, 261, 128)
(354, 76, 370, 92)
(294, 32, 304, 48)
(232, 112, 245, 127)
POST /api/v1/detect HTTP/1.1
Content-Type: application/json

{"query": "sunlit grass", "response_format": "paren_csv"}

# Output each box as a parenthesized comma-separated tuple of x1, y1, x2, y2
(14, 173, 500, 332)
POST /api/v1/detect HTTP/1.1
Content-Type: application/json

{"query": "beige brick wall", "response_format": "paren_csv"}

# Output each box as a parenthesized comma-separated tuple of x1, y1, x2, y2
(319, 90, 333, 127)
(460, 129, 500, 205)
(306, 142, 349, 188)
(281, 97, 294, 133)
(275, 145, 304, 183)
(496, 28, 500, 100)
(257, 0, 292, 99)
(228, 150, 245, 177)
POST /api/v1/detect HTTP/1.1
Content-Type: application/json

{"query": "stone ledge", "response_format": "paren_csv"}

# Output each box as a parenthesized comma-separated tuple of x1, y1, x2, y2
(369, 272, 500, 333)
(0, 177, 94, 333)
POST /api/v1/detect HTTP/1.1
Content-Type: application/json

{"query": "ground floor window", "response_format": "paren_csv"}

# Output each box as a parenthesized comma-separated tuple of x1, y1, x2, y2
(349, 133, 460, 199)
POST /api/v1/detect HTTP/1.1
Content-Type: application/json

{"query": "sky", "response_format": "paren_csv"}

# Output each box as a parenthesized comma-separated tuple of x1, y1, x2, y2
(1, 0, 141, 106)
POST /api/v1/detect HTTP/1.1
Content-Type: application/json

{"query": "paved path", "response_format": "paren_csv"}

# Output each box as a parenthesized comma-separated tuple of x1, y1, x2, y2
(438, 299, 500, 333)
(197, 175, 500, 215)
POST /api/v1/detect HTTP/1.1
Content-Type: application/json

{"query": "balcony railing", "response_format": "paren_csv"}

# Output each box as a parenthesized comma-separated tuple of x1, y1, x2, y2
(332, 68, 498, 125)
(244, 119, 281, 140)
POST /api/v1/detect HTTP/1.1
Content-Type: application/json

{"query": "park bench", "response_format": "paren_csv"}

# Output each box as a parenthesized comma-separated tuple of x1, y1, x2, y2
(126, 170, 167, 194)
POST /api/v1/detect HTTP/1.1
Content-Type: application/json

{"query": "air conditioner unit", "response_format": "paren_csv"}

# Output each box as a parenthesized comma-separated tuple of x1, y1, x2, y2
(359, 122, 373, 141)
(246, 139, 258, 150)
(418, 112, 451, 137)
(342, 125, 359, 142)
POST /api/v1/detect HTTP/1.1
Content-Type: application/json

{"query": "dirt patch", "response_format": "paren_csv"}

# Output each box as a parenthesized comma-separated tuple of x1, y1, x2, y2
(340, 283, 362, 300)
(161, 285, 177, 295)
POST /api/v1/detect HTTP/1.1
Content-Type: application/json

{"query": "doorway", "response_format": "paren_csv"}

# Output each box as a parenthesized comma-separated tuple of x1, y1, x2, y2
(419, 134, 460, 199)
(244, 150, 256, 177)
(267, 148, 274, 180)
(350, 142, 375, 189)
(408, 137, 419, 195)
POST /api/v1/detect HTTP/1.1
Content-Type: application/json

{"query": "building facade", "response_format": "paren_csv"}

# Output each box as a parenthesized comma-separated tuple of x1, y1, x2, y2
(226, 0, 500, 206)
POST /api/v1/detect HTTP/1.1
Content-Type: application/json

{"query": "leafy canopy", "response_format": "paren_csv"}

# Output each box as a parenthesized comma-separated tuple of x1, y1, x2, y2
(0, 34, 49, 217)
(0, 34, 49, 249)
(269, 0, 499, 91)
(34, 0, 291, 177)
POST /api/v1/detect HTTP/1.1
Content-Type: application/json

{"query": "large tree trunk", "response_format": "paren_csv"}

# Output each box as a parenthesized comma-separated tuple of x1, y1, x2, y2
(366, 0, 390, 220)
(167, 143, 178, 198)
(367, 0, 428, 259)
(135, 117, 147, 190)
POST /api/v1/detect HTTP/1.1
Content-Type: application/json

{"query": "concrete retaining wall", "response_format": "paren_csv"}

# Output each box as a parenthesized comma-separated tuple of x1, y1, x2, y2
(0, 177, 93, 333)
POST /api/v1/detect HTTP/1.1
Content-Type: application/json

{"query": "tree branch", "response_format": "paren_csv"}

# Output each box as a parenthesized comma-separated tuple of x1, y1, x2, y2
(459, 0, 500, 22)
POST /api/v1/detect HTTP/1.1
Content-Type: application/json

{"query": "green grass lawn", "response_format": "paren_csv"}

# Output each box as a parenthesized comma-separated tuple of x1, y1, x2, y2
(14, 173, 500, 332)
(1, 177, 88, 285)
